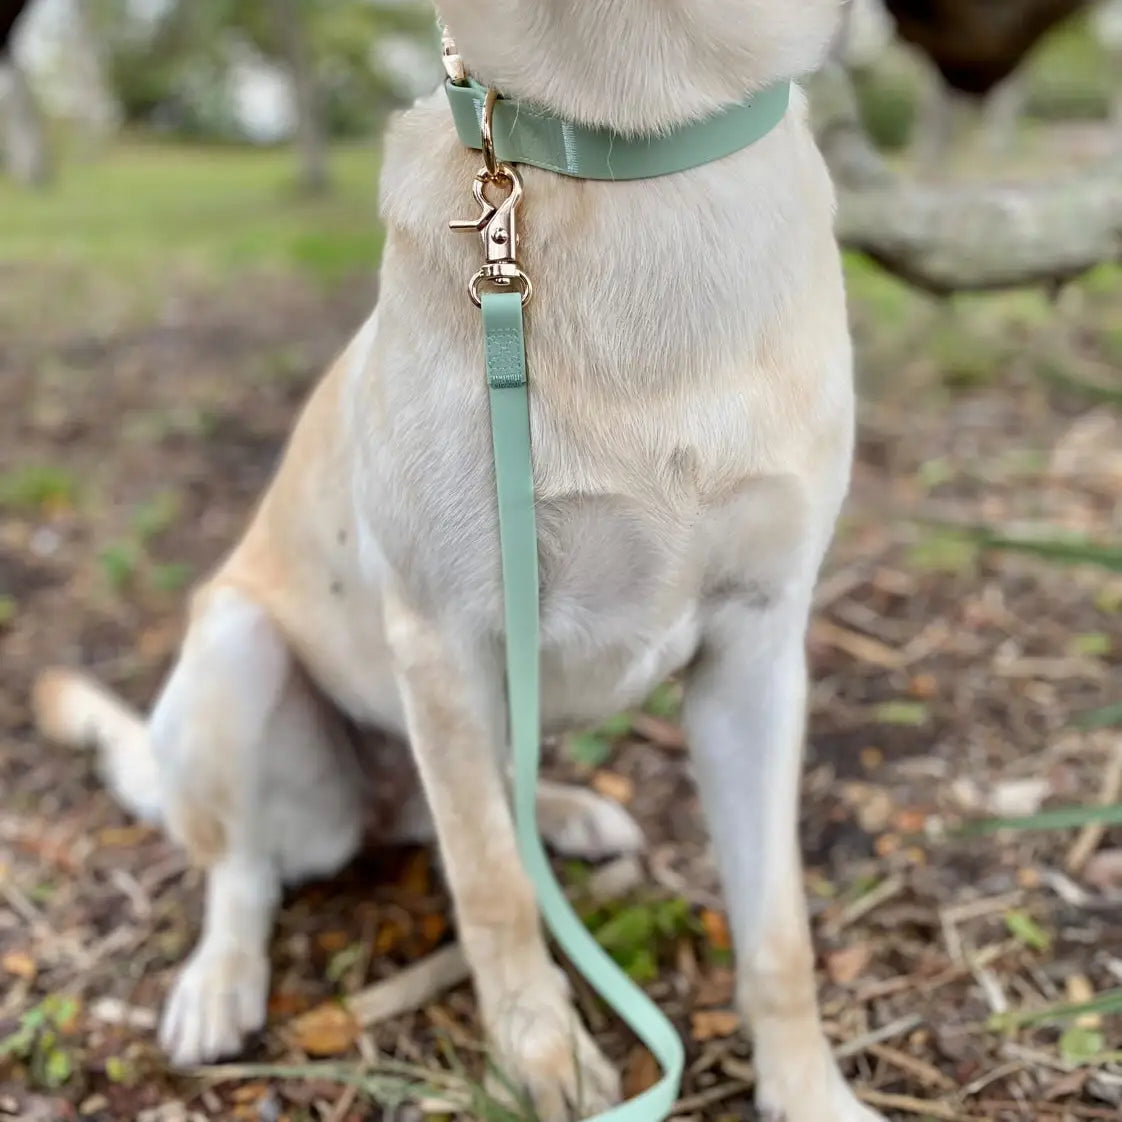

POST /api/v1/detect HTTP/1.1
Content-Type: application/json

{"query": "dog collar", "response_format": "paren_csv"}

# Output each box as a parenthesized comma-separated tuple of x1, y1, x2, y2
(444, 76, 791, 180)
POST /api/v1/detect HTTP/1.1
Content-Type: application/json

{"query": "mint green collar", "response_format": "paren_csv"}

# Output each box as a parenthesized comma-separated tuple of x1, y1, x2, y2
(444, 77, 791, 180)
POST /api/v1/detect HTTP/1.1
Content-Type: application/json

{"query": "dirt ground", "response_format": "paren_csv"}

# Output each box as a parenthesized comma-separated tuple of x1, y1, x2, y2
(1, 261, 1121, 1122)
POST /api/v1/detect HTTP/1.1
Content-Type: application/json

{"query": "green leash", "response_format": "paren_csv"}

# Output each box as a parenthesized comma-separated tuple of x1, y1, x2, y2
(445, 43, 790, 1119)
(482, 292, 684, 1121)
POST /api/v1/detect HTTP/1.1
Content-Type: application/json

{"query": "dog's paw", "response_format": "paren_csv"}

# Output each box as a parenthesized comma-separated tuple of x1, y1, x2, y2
(159, 944, 269, 1066)
(755, 1037, 885, 1122)
(537, 782, 645, 860)
(487, 981, 620, 1122)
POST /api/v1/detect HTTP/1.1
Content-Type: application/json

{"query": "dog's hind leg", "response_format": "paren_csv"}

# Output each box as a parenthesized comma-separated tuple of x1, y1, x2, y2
(533, 780, 644, 859)
(389, 778, 644, 860)
(383, 589, 620, 1122)
(131, 584, 293, 1065)
(684, 582, 886, 1122)
(143, 585, 361, 1065)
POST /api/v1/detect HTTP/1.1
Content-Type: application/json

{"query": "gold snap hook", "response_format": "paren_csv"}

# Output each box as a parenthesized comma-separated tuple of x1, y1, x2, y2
(450, 86, 531, 307)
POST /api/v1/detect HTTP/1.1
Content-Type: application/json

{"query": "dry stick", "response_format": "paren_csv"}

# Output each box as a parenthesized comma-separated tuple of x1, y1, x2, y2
(978, 1101, 1122, 1121)
(324, 1082, 359, 1122)
(813, 563, 873, 610)
(822, 874, 906, 937)
(673, 1079, 751, 1113)
(810, 618, 905, 670)
(833, 1013, 924, 1060)
(866, 1042, 957, 1091)
(857, 1088, 988, 1121)
(1066, 742, 1122, 874)
(346, 944, 469, 1028)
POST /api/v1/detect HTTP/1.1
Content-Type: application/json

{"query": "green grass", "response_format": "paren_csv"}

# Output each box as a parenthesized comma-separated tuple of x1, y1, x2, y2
(0, 138, 384, 284)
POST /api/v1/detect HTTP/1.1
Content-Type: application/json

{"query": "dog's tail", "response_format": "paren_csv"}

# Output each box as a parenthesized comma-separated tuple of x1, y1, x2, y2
(32, 668, 164, 823)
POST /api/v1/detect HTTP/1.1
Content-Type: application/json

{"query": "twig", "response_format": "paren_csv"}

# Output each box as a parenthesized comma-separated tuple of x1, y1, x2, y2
(866, 1042, 957, 1090)
(833, 1013, 924, 1059)
(857, 1088, 987, 1121)
(673, 1079, 750, 1113)
(813, 564, 872, 610)
(961, 1059, 1025, 1097)
(977, 1100, 1122, 1120)
(810, 618, 904, 670)
(822, 874, 905, 937)
(324, 1081, 359, 1122)
(1067, 742, 1122, 874)
(347, 944, 469, 1028)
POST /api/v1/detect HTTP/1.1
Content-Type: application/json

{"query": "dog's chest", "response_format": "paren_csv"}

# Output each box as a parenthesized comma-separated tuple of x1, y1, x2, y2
(533, 489, 705, 730)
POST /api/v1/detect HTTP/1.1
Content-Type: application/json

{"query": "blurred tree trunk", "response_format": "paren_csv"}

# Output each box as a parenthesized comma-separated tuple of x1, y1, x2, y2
(272, 0, 329, 196)
(0, 55, 51, 188)
(68, 0, 122, 151)
(811, 62, 1122, 293)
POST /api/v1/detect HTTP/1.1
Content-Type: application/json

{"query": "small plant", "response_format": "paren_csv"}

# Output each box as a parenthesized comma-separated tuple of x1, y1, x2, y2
(0, 994, 80, 1090)
(131, 490, 181, 543)
(0, 464, 77, 513)
(566, 712, 632, 768)
(99, 542, 141, 592)
(583, 895, 698, 983)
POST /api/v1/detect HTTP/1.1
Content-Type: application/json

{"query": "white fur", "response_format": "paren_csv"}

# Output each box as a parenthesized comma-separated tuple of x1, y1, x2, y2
(36, 4, 884, 1119)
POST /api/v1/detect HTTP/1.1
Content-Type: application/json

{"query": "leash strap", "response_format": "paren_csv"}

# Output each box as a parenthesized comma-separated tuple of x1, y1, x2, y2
(447, 77, 790, 180)
(482, 292, 684, 1121)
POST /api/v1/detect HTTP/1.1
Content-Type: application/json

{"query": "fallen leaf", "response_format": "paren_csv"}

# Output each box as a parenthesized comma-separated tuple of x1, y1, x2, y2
(825, 943, 872, 986)
(290, 1002, 361, 1057)
(418, 912, 448, 950)
(694, 967, 735, 1007)
(1, 949, 36, 980)
(591, 771, 634, 805)
(891, 808, 927, 834)
(1066, 974, 1101, 1029)
(316, 930, 351, 954)
(985, 778, 1051, 818)
(374, 918, 409, 956)
(908, 673, 938, 700)
(267, 991, 311, 1018)
(622, 1047, 660, 1099)
(399, 850, 431, 896)
(230, 1083, 270, 1103)
(841, 782, 893, 833)
(96, 824, 154, 848)
(700, 909, 731, 952)
(690, 1009, 740, 1041)
(859, 746, 883, 771)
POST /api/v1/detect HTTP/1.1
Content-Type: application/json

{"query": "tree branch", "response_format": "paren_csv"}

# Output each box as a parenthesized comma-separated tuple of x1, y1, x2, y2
(811, 64, 1122, 294)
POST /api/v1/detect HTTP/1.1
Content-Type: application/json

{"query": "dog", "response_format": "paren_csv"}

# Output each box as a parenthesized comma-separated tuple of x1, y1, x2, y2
(34, 3, 882, 1120)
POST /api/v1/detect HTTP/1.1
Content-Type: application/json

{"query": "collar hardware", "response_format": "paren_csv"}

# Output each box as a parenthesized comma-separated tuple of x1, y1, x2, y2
(444, 75, 791, 181)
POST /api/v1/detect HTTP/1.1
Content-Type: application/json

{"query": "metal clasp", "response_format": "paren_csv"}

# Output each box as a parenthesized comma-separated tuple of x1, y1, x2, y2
(450, 88, 532, 307)
(440, 22, 466, 83)
(450, 166, 532, 306)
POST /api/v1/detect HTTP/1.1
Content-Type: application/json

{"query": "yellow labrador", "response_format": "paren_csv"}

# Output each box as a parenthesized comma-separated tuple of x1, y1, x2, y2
(35, 3, 881, 1120)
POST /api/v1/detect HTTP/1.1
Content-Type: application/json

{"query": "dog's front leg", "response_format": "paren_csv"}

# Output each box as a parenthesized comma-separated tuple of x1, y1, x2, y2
(684, 586, 885, 1122)
(160, 852, 277, 1065)
(384, 590, 619, 1121)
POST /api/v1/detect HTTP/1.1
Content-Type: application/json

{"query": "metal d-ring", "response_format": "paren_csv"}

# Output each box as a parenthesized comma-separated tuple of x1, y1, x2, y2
(480, 87, 501, 179)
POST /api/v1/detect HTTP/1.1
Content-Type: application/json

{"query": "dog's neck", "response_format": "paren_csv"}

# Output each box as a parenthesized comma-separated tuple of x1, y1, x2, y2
(435, 0, 842, 135)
